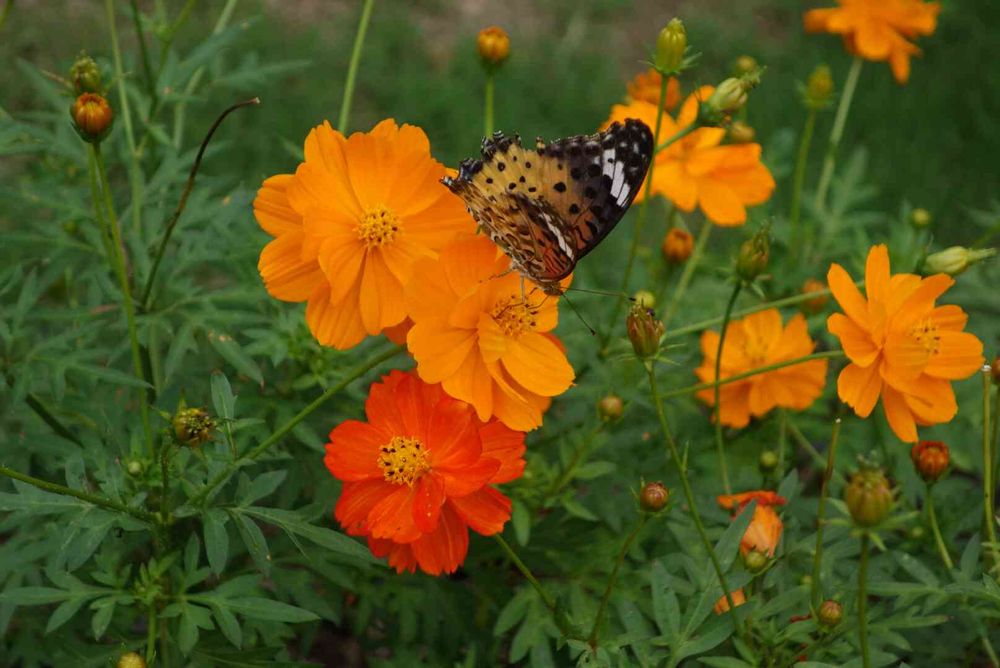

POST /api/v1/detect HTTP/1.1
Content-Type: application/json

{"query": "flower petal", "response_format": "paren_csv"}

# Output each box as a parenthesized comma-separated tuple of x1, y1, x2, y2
(501, 333, 575, 397)
(450, 486, 512, 535)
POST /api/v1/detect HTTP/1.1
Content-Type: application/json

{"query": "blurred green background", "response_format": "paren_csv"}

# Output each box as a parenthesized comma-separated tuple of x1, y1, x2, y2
(2, 0, 997, 238)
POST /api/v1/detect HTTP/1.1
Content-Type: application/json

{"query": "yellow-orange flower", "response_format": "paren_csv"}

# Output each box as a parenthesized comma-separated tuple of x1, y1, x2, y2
(826, 245, 984, 442)
(604, 89, 775, 226)
(804, 0, 940, 84)
(404, 235, 574, 431)
(696, 309, 828, 428)
(718, 490, 786, 557)
(253, 119, 474, 350)
(626, 68, 681, 110)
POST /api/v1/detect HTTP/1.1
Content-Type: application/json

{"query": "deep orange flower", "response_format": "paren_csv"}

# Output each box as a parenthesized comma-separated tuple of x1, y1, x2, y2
(626, 68, 681, 110)
(713, 588, 747, 614)
(717, 490, 787, 511)
(805, 0, 940, 83)
(603, 88, 775, 226)
(695, 309, 828, 428)
(325, 370, 525, 575)
(718, 490, 786, 558)
(404, 235, 573, 431)
(253, 119, 474, 350)
(826, 245, 984, 442)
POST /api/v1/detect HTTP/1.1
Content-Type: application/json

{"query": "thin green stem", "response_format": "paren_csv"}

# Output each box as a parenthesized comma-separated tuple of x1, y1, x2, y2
(810, 418, 841, 610)
(337, 0, 375, 134)
(663, 222, 712, 327)
(0, 0, 14, 32)
(983, 369, 1000, 570)
(814, 57, 862, 214)
(788, 419, 847, 486)
(588, 514, 648, 648)
(646, 364, 746, 642)
(712, 283, 742, 495)
(24, 393, 85, 447)
(789, 109, 817, 252)
(992, 382, 999, 497)
(129, 0, 156, 98)
(926, 483, 953, 570)
(141, 97, 260, 309)
(187, 344, 403, 507)
(660, 350, 844, 400)
(858, 533, 871, 668)
(91, 144, 153, 453)
(494, 534, 577, 640)
(484, 74, 495, 137)
(145, 603, 157, 665)
(777, 408, 788, 480)
(0, 464, 157, 524)
(982, 634, 1000, 668)
(654, 124, 697, 154)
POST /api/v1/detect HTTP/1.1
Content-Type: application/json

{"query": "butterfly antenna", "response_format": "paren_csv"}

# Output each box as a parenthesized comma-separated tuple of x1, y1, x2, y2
(559, 291, 597, 337)
(564, 286, 636, 301)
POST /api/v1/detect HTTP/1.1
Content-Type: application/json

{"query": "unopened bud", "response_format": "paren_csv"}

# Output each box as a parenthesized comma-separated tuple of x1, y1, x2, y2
(654, 19, 687, 75)
(126, 459, 144, 476)
(758, 450, 778, 474)
(707, 77, 749, 117)
(910, 440, 949, 483)
(803, 65, 834, 109)
(117, 652, 147, 668)
(662, 227, 694, 263)
(727, 120, 755, 144)
(70, 51, 103, 94)
(640, 481, 669, 512)
(172, 407, 216, 447)
(817, 600, 843, 627)
(477, 26, 510, 69)
(733, 55, 759, 77)
(598, 394, 624, 421)
(70, 92, 114, 143)
(736, 227, 770, 283)
(801, 278, 829, 314)
(633, 289, 656, 309)
(844, 463, 893, 528)
(909, 207, 932, 228)
(626, 304, 665, 360)
(743, 549, 768, 573)
(922, 246, 996, 276)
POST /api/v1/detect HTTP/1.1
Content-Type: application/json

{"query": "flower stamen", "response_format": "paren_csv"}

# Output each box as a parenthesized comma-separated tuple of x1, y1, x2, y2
(910, 319, 940, 356)
(491, 297, 538, 338)
(377, 436, 429, 486)
(357, 204, 400, 248)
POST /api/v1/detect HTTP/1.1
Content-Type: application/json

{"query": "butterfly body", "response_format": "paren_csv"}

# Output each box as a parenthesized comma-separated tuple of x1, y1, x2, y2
(442, 119, 654, 295)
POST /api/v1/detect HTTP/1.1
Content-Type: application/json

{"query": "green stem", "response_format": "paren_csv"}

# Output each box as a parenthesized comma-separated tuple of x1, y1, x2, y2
(337, 0, 375, 133)
(187, 344, 403, 507)
(646, 364, 746, 641)
(484, 74, 495, 137)
(494, 534, 577, 640)
(789, 109, 816, 253)
(0, 0, 14, 32)
(926, 483, 953, 570)
(660, 350, 844, 400)
(141, 97, 260, 309)
(777, 409, 788, 481)
(814, 57, 862, 214)
(91, 144, 153, 454)
(992, 382, 999, 499)
(25, 394, 83, 447)
(663, 222, 712, 327)
(0, 464, 157, 524)
(788, 418, 847, 486)
(588, 514, 648, 648)
(654, 124, 697, 154)
(983, 369, 1000, 570)
(129, 0, 156, 98)
(712, 283, 742, 495)
(858, 533, 871, 668)
(145, 603, 157, 665)
(810, 418, 841, 610)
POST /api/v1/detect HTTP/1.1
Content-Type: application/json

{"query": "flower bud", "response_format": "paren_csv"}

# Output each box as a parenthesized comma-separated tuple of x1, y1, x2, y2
(633, 289, 656, 309)
(654, 18, 687, 75)
(803, 65, 834, 110)
(640, 481, 669, 512)
(909, 207, 932, 228)
(922, 246, 996, 276)
(736, 227, 770, 283)
(743, 549, 768, 573)
(477, 26, 510, 69)
(707, 77, 749, 117)
(758, 450, 778, 474)
(909, 525, 926, 540)
(597, 394, 624, 421)
(70, 51, 103, 94)
(172, 407, 216, 447)
(70, 92, 114, 143)
(713, 588, 747, 614)
(117, 652, 147, 668)
(817, 600, 843, 627)
(126, 459, 144, 476)
(662, 227, 694, 263)
(800, 278, 829, 314)
(844, 464, 893, 528)
(732, 55, 759, 77)
(626, 304, 665, 360)
(910, 440, 949, 483)
(727, 120, 755, 144)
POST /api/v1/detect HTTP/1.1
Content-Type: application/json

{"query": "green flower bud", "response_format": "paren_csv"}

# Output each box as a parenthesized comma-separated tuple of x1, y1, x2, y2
(654, 19, 687, 75)
(736, 226, 770, 283)
(758, 450, 779, 474)
(803, 64, 833, 110)
(117, 652, 147, 668)
(844, 464, 893, 528)
(640, 481, 669, 512)
(70, 51, 103, 94)
(633, 289, 656, 309)
(732, 55, 759, 77)
(922, 246, 996, 276)
(172, 407, 216, 447)
(598, 394, 624, 421)
(817, 600, 843, 627)
(626, 304, 665, 360)
(743, 549, 768, 573)
(909, 207, 932, 228)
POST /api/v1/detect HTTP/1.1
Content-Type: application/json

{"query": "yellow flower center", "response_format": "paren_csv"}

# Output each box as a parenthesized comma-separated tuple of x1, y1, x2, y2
(357, 204, 400, 248)
(492, 297, 538, 338)
(377, 436, 429, 486)
(910, 319, 940, 355)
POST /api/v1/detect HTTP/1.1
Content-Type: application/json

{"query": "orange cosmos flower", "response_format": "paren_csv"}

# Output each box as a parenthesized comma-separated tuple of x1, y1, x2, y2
(695, 309, 828, 428)
(325, 370, 525, 575)
(826, 244, 984, 442)
(805, 0, 941, 84)
(713, 588, 747, 615)
(404, 235, 574, 431)
(253, 119, 474, 350)
(718, 490, 786, 558)
(603, 88, 775, 226)
(626, 68, 681, 110)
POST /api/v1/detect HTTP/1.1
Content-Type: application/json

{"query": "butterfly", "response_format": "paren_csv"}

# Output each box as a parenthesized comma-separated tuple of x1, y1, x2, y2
(441, 119, 654, 296)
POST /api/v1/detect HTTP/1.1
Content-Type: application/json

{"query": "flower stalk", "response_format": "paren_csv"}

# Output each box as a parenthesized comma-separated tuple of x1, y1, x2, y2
(589, 514, 649, 648)
(814, 57, 862, 213)
(494, 534, 578, 640)
(712, 282, 742, 494)
(661, 350, 844, 400)
(338, 0, 376, 133)
(858, 532, 872, 668)
(983, 368, 1000, 570)
(926, 482, 953, 569)
(810, 418, 841, 610)
(789, 108, 817, 252)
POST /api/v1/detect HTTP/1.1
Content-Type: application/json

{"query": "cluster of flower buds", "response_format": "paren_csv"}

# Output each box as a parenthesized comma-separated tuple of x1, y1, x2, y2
(801, 64, 834, 110)
(844, 459, 894, 527)
(735, 225, 771, 284)
(922, 246, 996, 276)
(477, 26, 510, 71)
(67, 52, 113, 143)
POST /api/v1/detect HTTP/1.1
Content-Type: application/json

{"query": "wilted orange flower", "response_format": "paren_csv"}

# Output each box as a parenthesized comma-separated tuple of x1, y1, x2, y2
(827, 245, 984, 442)
(405, 235, 573, 431)
(718, 490, 786, 557)
(604, 89, 775, 226)
(626, 68, 681, 110)
(713, 588, 747, 614)
(695, 309, 828, 428)
(253, 119, 474, 350)
(325, 370, 525, 575)
(804, 0, 941, 84)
